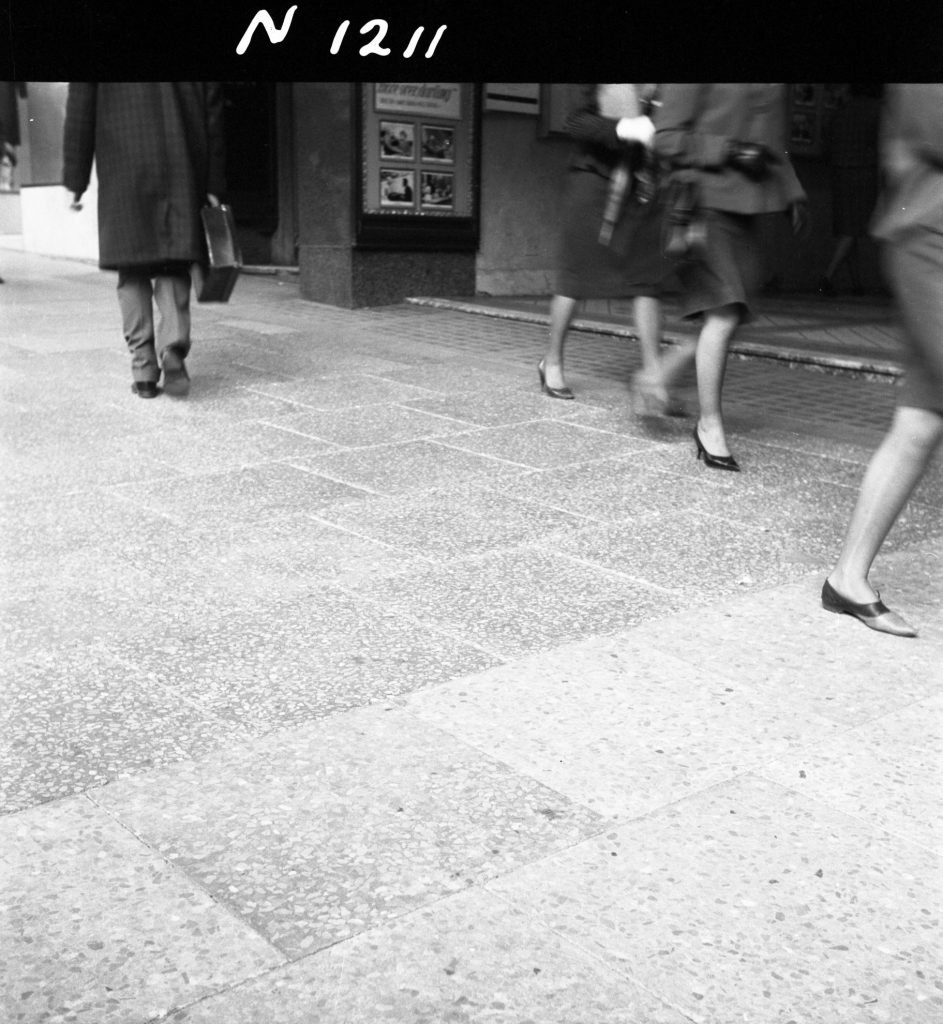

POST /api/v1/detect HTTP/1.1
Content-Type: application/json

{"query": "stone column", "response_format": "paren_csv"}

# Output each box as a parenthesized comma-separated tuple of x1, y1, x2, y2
(292, 82, 475, 308)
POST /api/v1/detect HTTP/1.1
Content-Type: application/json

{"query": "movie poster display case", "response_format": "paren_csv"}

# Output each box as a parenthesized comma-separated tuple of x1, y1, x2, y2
(356, 82, 480, 249)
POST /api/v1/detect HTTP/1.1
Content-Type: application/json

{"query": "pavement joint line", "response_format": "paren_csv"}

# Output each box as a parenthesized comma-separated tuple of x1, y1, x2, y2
(405, 296, 905, 380)
(80, 792, 295, 969)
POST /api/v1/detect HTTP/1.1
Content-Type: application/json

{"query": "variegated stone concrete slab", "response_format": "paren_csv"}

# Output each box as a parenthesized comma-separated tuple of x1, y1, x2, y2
(109, 585, 502, 733)
(1, 797, 282, 1024)
(486, 775, 943, 1024)
(247, 372, 440, 410)
(110, 462, 371, 526)
(540, 510, 818, 599)
(92, 705, 605, 959)
(403, 635, 840, 819)
(436, 418, 647, 470)
(314, 484, 586, 561)
(291, 439, 528, 495)
(258, 402, 474, 448)
(0, 646, 253, 813)
(759, 693, 943, 854)
(343, 547, 682, 659)
(162, 887, 691, 1024)
(629, 575, 943, 725)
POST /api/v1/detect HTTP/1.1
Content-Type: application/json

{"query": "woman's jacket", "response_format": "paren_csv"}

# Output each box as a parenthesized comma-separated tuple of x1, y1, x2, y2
(654, 84, 805, 215)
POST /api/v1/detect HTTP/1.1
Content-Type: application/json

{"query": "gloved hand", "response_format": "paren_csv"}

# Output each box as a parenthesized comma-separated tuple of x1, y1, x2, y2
(789, 199, 810, 238)
(727, 141, 772, 181)
(616, 115, 655, 147)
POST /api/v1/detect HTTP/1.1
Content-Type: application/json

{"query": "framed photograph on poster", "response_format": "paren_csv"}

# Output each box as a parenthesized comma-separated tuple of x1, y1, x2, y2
(356, 83, 480, 249)
(791, 84, 817, 107)
(379, 168, 416, 207)
(421, 125, 454, 163)
(379, 121, 414, 160)
(823, 83, 847, 109)
(788, 83, 825, 158)
(421, 171, 454, 209)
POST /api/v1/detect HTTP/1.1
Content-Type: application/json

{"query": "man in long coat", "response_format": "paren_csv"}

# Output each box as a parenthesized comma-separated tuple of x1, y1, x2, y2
(63, 83, 226, 397)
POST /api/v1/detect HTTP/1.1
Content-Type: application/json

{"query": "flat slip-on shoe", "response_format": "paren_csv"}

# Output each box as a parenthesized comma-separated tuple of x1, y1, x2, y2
(821, 579, 917, 638)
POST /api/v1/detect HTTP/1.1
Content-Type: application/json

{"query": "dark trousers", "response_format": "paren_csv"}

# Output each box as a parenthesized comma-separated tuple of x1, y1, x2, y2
(116, 267, 192, 383)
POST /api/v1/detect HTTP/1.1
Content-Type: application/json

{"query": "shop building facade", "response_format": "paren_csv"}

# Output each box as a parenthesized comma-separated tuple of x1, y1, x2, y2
(4, 82, 884, 303)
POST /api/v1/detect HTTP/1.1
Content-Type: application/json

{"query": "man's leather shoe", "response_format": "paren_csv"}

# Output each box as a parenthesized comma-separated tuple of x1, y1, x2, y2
(131, 381, 159, 399)
(161, 346, 190, 397)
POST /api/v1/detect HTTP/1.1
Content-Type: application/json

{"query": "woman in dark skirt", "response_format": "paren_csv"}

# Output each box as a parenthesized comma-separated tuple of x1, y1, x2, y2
(540, 84, 675, 409)
(823, 85, 943, 638)
(653, 84, 808, 470)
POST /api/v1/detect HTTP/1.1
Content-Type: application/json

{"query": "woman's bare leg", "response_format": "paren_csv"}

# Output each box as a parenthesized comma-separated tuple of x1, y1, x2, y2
(633, 295, 663, 378)
(694, 304, 741, 457)
(829, 405, 943, 602)
(543, 294, 577, 390)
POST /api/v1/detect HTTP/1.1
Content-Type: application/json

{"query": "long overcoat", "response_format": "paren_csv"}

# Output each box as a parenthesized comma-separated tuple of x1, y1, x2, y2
(63, 82, 226, 270)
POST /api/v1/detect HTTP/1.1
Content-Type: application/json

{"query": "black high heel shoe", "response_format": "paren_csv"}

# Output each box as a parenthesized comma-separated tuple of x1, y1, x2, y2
(821, 579, 917, 638)
(538, 360, 574, 400)
(693, 426, 740, 471)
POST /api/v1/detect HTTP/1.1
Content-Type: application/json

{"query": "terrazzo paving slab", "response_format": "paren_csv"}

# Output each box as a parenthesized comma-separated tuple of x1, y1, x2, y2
(404, 634, 840, 819)
(1, 400, 152, 452)
(495, 453, 746, 525)
(92, 705, 605, 958)
(0, 490, 180, 564)
(629, 576, 943, 725)
(139, 419, 340, 474)
(540, 509, 816, 599)
(402, 385, 592, 428)
(291, 439, 529, 495)
(871, 541, 943, 618)
(111, 585, 503, 732)
(230, 346, 410, 380)
(179, 512, 429, 589)
(162, 885, 691, 1024)
(377, 361, 530, 394)
(0, 440, 180, 496)
(486, 774, 943, 1024)
(562, 401, 695, 442)
(110, 462, 372, 527)
(343, 547, 682, 659)
(0, 646, 253, 813)
(314, 485, 587, 560)
(258, 402, 474, 448)
(1, 797, 283, 1024)
(247, 372, 441, 410)
(108, 377, 315, 424)
(742, 426, 876, 466)
(760, 693, 943, 854)
(437, 418, 648, 470)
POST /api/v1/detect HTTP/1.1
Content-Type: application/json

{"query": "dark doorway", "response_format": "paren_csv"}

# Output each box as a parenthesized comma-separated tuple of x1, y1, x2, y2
(222, 82, 280, 265)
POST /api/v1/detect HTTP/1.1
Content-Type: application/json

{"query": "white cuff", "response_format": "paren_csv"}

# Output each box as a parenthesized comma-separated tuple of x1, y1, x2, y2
(615, 116, 655, 146)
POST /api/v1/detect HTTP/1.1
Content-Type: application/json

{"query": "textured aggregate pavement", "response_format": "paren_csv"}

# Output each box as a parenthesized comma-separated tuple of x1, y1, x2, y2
(1, 247, 941, 1024)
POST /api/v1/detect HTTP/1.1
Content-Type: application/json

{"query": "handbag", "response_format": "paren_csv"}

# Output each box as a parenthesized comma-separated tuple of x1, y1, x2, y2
(192, 203, 242, 302)
(661, 174, 707, 262)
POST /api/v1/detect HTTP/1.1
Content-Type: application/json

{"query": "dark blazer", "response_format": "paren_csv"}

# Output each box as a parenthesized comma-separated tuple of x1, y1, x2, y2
(563, 85, 646, 178)
(654, 84, 805, 214)
(871, 84, 943, 242)
(63, 83, 226, 270)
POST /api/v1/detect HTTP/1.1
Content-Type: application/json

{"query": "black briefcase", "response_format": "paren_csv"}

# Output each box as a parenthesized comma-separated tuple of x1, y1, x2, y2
(193, 204, 242, 302)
